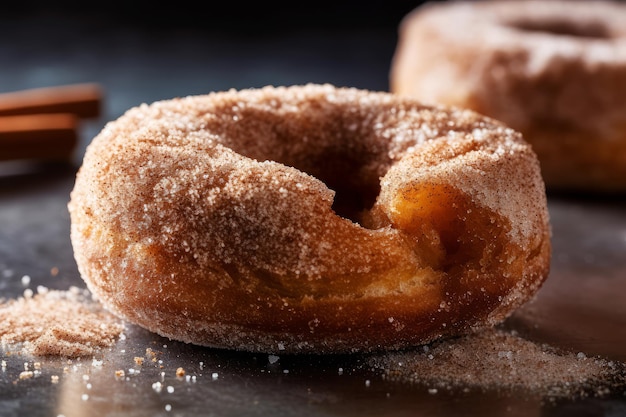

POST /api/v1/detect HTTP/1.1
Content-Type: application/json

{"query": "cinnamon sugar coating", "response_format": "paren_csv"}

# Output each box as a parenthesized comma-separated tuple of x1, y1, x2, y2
(391, 0, 626, 192)
(68, 84, 550, 354)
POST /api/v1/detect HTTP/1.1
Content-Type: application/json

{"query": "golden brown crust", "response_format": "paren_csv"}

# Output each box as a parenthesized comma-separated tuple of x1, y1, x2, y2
(390, 0, 626, 192)
(68, 84, 550, 354)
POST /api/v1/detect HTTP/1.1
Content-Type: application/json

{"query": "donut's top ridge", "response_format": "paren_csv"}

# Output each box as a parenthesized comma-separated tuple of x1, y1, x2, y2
(86, 84, 540, 247)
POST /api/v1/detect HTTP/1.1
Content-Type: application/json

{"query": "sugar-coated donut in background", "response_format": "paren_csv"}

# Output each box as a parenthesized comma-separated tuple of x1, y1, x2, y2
(390, 0, 626, 192)
(68, 84, 551, 354)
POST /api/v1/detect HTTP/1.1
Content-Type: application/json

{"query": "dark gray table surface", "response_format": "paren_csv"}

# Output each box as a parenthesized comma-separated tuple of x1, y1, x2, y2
(1, 7, 625, 417)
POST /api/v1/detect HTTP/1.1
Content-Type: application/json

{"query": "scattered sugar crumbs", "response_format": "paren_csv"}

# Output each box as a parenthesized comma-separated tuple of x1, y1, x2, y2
(369, 327, 626, 399)
(0, 286, 124, 357)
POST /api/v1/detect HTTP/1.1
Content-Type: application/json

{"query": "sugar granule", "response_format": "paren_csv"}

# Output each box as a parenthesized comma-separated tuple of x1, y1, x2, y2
(0, 286, 124, 357)
(19, 371, 34, 380)
(370, 327, 625, 398)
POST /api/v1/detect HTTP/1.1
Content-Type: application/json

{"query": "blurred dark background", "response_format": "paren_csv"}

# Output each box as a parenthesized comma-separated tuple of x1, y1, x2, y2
(0, 1, 432, 159)
(3, 1, 425, 34)
(1, 2, 433, 116)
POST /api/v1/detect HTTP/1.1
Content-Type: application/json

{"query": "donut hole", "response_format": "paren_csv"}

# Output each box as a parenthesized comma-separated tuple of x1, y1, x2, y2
(302, 150, 381, 224)
(215, 106, 386, 226)
(245, 140, 382, 225)
(507, 18, 611, 39)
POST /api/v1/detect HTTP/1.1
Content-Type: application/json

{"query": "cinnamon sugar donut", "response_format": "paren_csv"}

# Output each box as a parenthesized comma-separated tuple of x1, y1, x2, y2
(390, 0, 626, 192)
(68, 84, 551, 354)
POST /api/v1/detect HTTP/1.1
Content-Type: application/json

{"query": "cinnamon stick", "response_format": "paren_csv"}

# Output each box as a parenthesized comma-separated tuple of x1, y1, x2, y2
(0, 83, 102, 119)
(0, 113, 78, 161)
